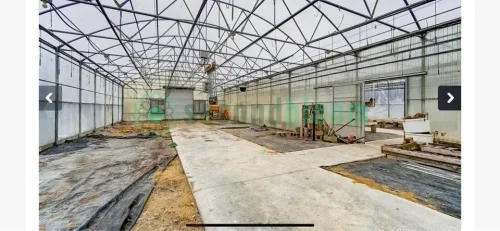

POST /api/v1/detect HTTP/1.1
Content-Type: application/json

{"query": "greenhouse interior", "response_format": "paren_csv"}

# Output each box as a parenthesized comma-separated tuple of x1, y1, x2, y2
(38, 0, 462, 230)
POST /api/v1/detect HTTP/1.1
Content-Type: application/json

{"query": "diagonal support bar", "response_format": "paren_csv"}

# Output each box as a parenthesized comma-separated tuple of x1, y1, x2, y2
(167, 0, 208, 88)
(95, 0, 151, 89)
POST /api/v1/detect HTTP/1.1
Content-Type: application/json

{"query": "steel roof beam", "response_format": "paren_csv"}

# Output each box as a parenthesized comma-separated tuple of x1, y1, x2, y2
(51, 30, 303, 65)
(217, 0, 319, 69)
(310, 0, 434, 44)
(318, 0, 411, 35)
(64, 0, 331, 52)
(95, 0, 151, 89)
(167, 0, 208, 88)
(306, 0, 354, 50)
(39, 25, 139, 92)
(403, 0, 422, 30)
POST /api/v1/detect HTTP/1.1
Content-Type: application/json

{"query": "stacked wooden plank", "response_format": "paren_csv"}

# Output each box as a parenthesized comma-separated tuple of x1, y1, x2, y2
(368, 118, 403, 128)
(382, 143, 461, 173)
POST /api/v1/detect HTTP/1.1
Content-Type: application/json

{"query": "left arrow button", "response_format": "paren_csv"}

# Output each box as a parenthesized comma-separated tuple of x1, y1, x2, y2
(46, 93, 53, 103)
(40, 86, 62, 111)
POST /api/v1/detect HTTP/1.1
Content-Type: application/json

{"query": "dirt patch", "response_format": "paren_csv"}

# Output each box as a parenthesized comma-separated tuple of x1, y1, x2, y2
(96, 121, 171, 138)
(132, 157, 203, 231)
(330, 166, 422, 205)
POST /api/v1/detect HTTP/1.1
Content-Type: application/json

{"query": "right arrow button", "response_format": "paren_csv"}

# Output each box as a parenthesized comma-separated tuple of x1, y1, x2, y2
(439, 86, 461, 111)
(447, 92, 454, 103)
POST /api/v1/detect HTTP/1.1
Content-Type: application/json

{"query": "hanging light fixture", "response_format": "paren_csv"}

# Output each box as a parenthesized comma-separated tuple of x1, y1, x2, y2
(41, 0, 50, 9)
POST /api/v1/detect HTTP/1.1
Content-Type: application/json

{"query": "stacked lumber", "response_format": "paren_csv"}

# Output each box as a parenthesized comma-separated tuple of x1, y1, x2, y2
(382, 143, 461, 172)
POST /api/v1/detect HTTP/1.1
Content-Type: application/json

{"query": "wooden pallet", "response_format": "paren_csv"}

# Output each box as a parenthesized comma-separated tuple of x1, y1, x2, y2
(370, 118, 403, 128)
(382, 144, 461, 173)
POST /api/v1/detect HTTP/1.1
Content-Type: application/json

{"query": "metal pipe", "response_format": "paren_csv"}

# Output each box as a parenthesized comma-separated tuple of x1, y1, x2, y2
(311, 0, 434, 44)
(94, 71, 97, 131)
(111, 82, 114, 126)
(386, 80, 390, 118)
(312, 107, 316, 141)
(403, 0, 422, 30)
(228, 18, 460, 88)
(167, 0, 208, 89)
(217, 0, 319, 68)
(223, 36, 460, 94)
(336, 118, 356, 133)
(64, 0, 330, 53)
(121, 86, 124, 122)
(104, 79, 107, 128)
(360, 82, 365, 143)
(54, 48, 60, 145)
(95, 0, 151, 89)
(39, 25, 135, 91)
(78, 62, 82, 137)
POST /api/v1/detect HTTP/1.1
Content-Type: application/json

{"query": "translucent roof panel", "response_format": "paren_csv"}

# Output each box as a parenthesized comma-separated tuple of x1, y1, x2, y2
(39, 0, 461, 91)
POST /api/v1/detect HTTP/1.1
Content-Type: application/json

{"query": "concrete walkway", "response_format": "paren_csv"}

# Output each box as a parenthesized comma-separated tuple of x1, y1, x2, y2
(171, 123, 460, 231)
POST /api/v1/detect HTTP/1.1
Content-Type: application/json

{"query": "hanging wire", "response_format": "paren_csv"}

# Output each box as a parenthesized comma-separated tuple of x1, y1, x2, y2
(314, 1, 321, 17)
(39, 30, 42, 66)
(338, 7, 344, 28)
(70, 51, 73, 78)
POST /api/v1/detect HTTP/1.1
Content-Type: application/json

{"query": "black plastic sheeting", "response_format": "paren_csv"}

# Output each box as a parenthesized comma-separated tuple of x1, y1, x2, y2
(323, 158, 461, 218)
(80, 155, 176, 231)
(39, 136, 177, 230)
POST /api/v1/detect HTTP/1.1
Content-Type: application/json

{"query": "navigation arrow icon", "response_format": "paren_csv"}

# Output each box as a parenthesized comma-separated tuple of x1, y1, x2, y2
(447, 93, 454, 103)
(46, 93, 53, 103)
(438, 86, 460, 111)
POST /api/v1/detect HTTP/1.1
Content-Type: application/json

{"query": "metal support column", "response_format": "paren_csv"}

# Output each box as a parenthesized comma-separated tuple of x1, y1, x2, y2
(269, 77, 273, 105)
(360, 82, 365, 143)
(387, 80, 391, 118)
(104, 79, 107, 128)
(404, 77, 409, 116)
(54, 48, 60, 145)
(332, 85, 335, 126)
(120, 86, 124, 122)
(421, 33, 427, 113)
(314, 65, 318, 103)
(111, 82, 114, 126)
(355, 54, 361, 138)
(288, 72, 291, 126)
(93, 71, 96, 131)
(256, 80, 259, 124)
(78, 62, 82, 137)
(355, 54, 359, 81)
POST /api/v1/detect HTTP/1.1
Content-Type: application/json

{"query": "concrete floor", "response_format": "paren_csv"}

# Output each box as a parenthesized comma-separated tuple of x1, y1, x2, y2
(171, 122, 460, 230)
(220, 126, 338, 153)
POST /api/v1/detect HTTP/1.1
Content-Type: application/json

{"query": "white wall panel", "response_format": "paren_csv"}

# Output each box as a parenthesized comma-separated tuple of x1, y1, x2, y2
(39, 48, 56, 82)
(58, 103, 79, 140)
(81, 104, 94, 133)
(39, 43, 125, 148)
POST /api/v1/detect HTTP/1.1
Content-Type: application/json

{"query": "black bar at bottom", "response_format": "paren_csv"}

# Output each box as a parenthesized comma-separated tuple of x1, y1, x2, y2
(186, 224, 314, 227)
